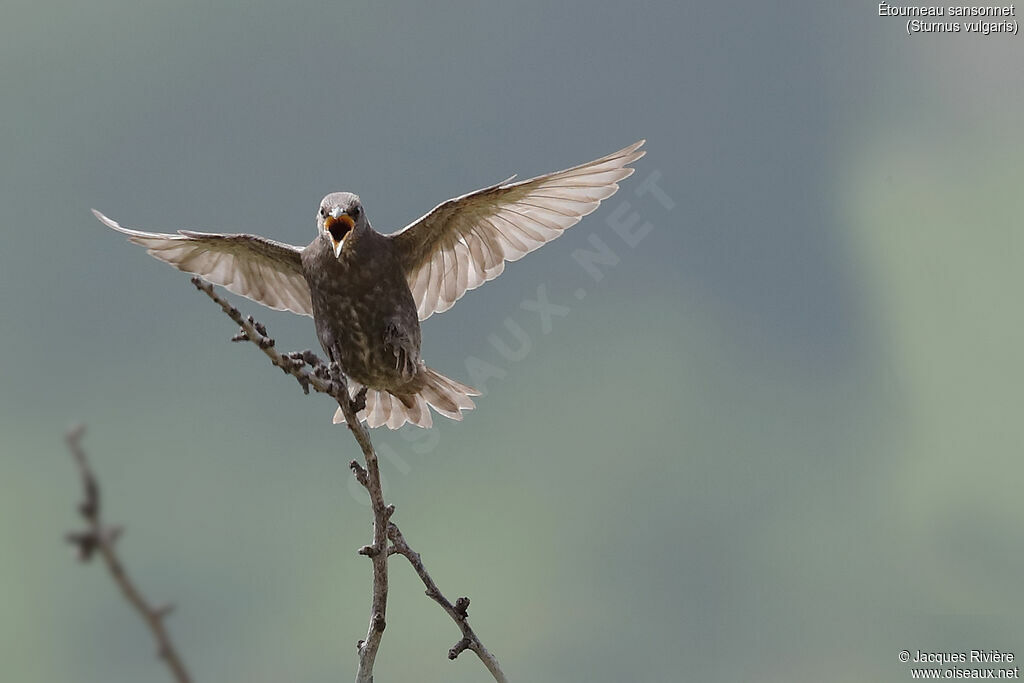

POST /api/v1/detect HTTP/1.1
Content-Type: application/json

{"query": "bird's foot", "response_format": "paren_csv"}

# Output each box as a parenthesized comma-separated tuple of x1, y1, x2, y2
(350, 386, 368, 414)
(387, 344, 417, 381)
(328, 361, 343, 382)
(384, 322, 417, 381)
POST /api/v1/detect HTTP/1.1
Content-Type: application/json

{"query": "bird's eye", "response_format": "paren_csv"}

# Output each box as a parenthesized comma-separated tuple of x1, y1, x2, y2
(351, 206, 361, 218)
(320, 207, 327, 217)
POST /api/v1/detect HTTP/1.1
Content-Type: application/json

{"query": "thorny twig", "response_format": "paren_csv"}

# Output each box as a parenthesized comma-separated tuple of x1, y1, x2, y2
(64, 424, 192, 683)
(190, 278, 506, 682)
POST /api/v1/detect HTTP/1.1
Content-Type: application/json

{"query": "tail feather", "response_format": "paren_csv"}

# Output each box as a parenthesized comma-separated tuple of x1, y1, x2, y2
(430, 372, 478, 409)
(377, 391, 393, 426)
(408, 394, 430, 429)
(366, 388, 385, 426)
(420, 383, 460, 419)
(386, 394, 406, 430)
(331, 366, 478, 429)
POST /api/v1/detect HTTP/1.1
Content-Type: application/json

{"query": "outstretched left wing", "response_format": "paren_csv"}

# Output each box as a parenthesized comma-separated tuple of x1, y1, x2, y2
(389, 140, 645, 320)
(94, 210, 314, 316)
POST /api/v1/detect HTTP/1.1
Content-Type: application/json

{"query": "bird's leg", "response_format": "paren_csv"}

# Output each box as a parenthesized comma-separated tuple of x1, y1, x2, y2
(328, 360, 342, 381)
(384, 322, 416, 381)
(351, 386, 368, 414)
(326, 352, 367, 414)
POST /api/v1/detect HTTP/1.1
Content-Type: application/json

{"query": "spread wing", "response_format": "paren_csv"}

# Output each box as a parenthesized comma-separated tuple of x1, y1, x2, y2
(93, 209, 314, 316)
(390, 140, 645, 320)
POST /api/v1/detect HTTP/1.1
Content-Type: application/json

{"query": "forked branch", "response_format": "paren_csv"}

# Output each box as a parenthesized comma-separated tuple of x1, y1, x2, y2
(190, 278, 506, 682)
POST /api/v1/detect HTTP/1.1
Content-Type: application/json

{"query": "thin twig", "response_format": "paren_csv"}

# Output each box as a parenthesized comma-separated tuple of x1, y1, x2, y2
(388, 525, 508, 682)
(189, 278, 339, 400)
(190, 278, 507, 682)
(64, 425, 193, 683)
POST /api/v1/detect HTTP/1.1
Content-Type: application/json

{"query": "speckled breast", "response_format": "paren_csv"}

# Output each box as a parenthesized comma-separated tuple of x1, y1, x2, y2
(302, 230, 421, 390)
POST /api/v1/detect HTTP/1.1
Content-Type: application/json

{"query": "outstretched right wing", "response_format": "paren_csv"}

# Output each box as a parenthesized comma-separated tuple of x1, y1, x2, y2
(94, 209, 313, 316)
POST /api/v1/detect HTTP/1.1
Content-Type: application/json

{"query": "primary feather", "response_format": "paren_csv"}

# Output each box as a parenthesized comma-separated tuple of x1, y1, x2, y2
(93, 209, 313, 316)
(389, 140, 645, 320)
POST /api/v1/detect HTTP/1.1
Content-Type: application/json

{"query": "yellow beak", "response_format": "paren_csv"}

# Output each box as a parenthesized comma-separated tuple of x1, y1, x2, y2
(325, 214, 355, 257)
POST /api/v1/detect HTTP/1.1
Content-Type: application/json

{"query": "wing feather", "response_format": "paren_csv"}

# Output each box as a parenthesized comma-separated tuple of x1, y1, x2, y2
(93, 210, 313, 316)
(390, 140, 645, 320)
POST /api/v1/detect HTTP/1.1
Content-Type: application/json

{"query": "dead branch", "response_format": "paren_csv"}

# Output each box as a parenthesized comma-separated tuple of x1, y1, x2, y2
(190, 278, 506, 682)
(64, 424, 192, 683)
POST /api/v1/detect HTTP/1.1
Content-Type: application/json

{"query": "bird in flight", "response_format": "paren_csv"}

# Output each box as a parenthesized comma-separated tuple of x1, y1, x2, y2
(95, 140, 645, 429)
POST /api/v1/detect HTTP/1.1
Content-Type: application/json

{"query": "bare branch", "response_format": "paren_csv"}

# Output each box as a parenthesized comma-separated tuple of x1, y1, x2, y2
(388, 524, 508, 682)
(189, 278, 344, 403)
(334, 366, 393, 683)
(190, 278, 507, 682)
(190, 279, 391, 680)
(64, 425, 193, 683)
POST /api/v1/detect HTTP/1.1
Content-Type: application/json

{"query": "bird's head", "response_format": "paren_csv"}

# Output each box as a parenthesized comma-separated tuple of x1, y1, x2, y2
(317, 192, 365, 258)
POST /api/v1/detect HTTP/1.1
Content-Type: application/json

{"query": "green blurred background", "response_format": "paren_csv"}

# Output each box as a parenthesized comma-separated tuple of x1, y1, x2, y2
(3, 2, 1022, 681)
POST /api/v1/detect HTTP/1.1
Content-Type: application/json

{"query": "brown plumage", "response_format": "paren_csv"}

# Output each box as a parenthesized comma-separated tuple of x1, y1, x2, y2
(94, 140, 645, 428)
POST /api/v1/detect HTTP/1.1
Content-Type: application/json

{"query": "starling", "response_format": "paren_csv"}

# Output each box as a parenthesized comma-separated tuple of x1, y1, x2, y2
(94, 140, 645, 428)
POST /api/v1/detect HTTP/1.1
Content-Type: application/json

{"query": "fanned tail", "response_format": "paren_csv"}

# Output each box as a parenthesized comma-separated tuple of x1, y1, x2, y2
(331, 366, 480, 429)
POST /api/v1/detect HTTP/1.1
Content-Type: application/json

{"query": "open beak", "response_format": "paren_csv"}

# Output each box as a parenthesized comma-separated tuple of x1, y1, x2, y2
(324, 213, 355, 257)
